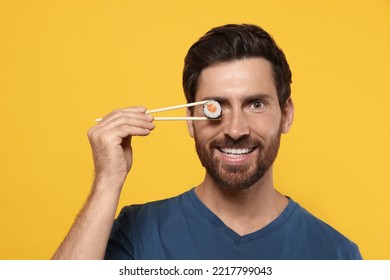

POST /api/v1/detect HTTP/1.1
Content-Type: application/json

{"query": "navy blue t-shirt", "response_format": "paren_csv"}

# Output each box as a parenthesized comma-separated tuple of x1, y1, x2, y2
(105, 188, 362, 260)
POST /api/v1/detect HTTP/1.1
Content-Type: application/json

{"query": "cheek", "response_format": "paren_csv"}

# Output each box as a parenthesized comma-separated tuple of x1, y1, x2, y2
(193, 123, 220, 144)
(250, 116, 282, 139)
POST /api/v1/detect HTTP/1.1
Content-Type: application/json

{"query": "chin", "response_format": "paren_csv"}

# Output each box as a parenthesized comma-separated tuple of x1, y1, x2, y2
(210, 165, 268, 192)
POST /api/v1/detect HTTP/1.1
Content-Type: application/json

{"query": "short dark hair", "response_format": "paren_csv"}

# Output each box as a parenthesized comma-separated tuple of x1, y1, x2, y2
(183, 24, 292, 109)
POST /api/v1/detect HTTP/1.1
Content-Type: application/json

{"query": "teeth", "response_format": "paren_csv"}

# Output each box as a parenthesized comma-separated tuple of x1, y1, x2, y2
(220, 148, 252, 155)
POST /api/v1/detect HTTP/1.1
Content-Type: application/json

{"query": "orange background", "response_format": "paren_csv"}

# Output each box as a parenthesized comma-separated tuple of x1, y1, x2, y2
(0, 0, 389, 259)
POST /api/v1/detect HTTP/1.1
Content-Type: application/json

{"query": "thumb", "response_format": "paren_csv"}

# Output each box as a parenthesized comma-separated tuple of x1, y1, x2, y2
(122, 135, 133, 172)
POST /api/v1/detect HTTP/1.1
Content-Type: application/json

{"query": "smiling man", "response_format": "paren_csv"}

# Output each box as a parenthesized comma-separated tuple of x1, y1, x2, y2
(52, 24, 362, 260)
(187, 57, 291, 238)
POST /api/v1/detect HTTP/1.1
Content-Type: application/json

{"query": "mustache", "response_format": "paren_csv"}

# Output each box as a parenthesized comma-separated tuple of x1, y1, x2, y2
(209, 135, 263, 149)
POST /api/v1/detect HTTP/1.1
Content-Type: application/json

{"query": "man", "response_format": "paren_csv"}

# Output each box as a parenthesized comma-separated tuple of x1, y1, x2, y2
(52, 24, 362, 260)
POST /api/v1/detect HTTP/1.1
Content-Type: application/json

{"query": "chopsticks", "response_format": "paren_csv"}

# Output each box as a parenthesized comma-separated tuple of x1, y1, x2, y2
(94, 100, 217, 122)
(145, 100, 207, 114)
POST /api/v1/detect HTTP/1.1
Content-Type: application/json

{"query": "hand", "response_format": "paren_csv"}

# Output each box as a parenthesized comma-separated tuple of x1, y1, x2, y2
(87, 106, 155, 191)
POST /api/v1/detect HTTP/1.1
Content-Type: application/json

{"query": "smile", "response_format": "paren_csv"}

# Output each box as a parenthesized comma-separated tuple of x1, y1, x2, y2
(219, 147, 256, 158)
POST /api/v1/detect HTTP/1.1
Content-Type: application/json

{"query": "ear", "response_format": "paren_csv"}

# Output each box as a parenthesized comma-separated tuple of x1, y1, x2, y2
(186, 108, 195, 138)
(281, 97, 294, 134)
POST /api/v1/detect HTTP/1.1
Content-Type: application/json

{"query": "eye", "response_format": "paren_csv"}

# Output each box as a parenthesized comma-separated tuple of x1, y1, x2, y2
(250, 100, 265, 110)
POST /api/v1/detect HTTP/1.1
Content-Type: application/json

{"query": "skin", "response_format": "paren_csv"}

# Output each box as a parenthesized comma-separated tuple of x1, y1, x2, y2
(52, 107, 155, 259)
(187, 58, 294, 235)
(52, 57, 293, 259)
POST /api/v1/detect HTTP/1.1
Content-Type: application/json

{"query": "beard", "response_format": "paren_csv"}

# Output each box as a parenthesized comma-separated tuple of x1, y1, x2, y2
(194, 126, 282, 192)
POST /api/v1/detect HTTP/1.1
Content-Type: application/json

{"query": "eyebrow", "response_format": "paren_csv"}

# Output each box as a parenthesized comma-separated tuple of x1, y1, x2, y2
(242, 93, 273, 103)
(204, 93, 273, 103)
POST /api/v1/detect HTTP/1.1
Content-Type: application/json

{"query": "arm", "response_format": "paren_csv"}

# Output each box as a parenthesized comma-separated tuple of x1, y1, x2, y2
(52, 106, 155, 259)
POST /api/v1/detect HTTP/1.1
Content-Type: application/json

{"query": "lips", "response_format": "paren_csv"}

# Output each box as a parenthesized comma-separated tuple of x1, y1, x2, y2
(218, 147, 256, 158)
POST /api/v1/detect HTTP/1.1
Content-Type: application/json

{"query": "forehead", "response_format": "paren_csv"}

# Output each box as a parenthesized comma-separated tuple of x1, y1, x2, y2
(196, 57, 277, 101)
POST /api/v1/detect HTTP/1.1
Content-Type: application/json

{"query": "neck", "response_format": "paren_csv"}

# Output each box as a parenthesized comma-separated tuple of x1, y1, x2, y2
(195, 167, 288, 236)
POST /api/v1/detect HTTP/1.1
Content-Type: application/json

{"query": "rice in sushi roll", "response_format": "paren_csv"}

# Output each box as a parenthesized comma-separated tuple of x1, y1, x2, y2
(203, 99, 222, 119)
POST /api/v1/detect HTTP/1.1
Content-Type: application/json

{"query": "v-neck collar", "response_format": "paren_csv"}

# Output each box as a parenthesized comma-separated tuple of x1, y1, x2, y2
(186, 187, 297, 244)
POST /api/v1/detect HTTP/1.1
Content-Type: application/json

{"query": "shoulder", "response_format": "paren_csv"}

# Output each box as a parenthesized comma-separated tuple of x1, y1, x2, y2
(290, 200, 362, 259)
(117, 189, 193, 223)
(294, 202, 349, 240)
(105, 191, 192, 260)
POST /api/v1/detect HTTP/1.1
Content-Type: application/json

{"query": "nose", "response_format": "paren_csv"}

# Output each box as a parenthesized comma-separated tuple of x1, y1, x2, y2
(223, 108, 250, 140)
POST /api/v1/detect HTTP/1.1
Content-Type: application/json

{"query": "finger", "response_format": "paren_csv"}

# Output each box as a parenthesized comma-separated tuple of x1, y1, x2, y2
(88, 107, 155, 145)
(122, 135, 133, 172)
(96, 109, 154, 130)
(112, 124, 153, 139)
(98, 106, 147, 124)
(96, 114, 155, 132)
(89, 124, 152, 146)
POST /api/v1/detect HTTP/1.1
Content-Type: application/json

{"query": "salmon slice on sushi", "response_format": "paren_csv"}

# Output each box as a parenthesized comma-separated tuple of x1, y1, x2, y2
(203, 99, 222, 119)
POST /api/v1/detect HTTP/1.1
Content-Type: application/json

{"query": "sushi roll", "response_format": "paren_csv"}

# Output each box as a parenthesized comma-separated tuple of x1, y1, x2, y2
(203, 99, 222, 119)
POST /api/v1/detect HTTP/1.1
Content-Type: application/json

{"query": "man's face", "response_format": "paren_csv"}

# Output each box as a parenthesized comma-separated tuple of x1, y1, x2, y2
(187, 58, 293, 191)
